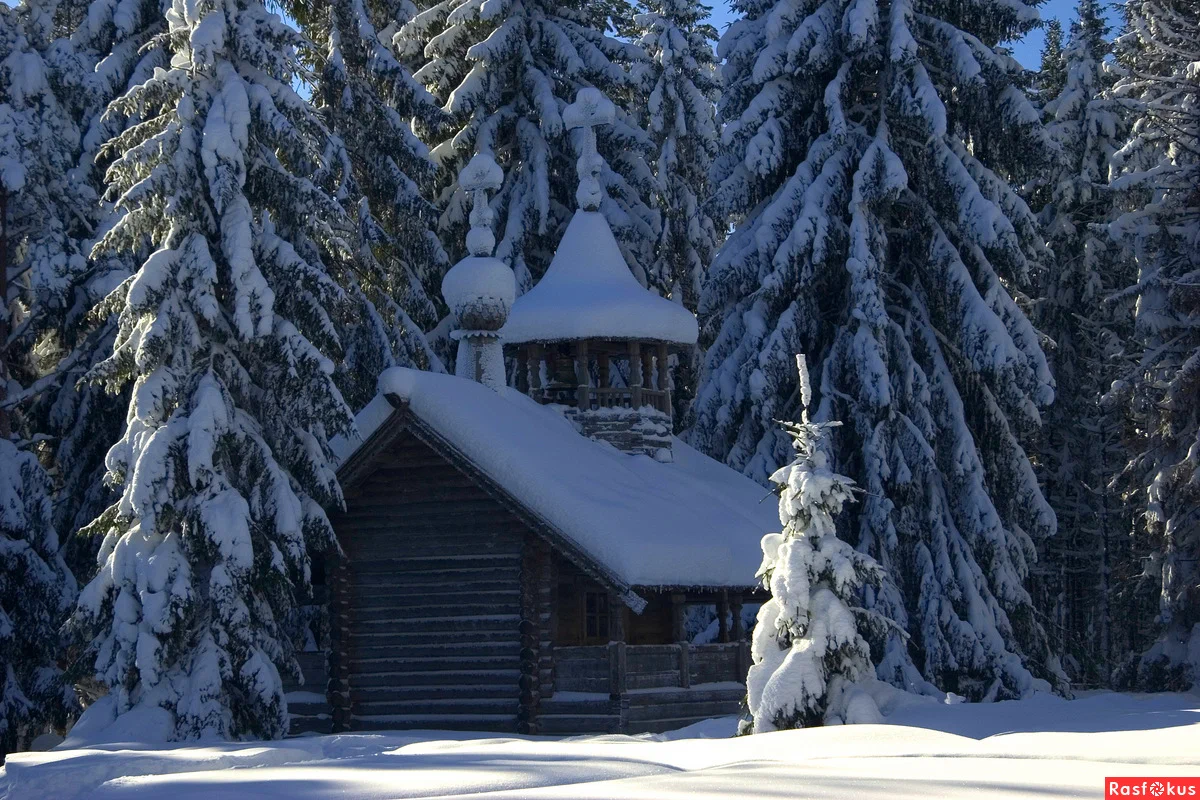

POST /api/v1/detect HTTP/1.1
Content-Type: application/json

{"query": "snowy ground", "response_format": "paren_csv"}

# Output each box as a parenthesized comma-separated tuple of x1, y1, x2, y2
(3, 691, 1198, 799)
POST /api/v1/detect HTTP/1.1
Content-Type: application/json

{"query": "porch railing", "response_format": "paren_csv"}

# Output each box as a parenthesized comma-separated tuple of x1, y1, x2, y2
(555, 642, 750, 696)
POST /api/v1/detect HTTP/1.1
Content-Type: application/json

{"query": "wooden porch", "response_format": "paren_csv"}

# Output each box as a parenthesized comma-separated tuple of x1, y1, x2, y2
(538, 642, 749, 734)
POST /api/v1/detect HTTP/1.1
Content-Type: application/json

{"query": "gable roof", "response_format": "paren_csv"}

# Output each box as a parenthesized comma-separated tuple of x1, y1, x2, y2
(500, 211, 699, 346)
(331, 369, 776, 604)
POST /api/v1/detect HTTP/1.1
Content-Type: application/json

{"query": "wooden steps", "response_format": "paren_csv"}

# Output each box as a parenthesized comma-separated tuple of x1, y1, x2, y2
(537, 684, 744, 736)
(284, 651, 333, 736)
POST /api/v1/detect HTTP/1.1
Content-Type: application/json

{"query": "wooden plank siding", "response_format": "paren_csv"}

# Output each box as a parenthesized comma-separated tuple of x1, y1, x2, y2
(330, 430, 527, 732)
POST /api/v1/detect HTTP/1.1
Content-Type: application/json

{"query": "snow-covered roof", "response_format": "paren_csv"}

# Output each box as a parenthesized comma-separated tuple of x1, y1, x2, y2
(501, 211, 699, 346)
(331, 368, 774, 595)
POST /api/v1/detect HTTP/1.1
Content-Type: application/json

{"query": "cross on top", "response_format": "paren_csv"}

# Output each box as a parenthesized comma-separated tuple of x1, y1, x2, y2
(459, 153, 503, 257)
(563, 88, 615, 211)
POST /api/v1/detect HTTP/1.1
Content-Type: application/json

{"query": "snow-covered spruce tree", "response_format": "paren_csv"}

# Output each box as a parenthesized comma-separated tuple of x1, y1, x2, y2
(296, 0, 450, 408)
(1039, 19, 1068, 102)
(67, 0, 356, 740)
(0, 3, 81, 753)
(0, 1, 94, 348)
(1107, 0, 1200, 691)
(693, 0, 1069, 698)
(634, 0, 720, 308)
(744, 357, 887, 733)
(1031, 0, 1134, 685)
(633, 0, 719, 426)
(396, 0, 660, 291)
(35, 0, 168, 552)
(0, 440, 78, 755)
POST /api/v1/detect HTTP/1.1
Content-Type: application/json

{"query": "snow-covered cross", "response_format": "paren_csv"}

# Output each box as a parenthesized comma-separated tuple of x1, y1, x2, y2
(459, 153, 503, 256)
(563, 88, 615, 211)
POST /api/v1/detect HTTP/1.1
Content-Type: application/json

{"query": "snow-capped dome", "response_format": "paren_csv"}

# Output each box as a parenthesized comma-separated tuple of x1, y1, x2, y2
(442, 255, 515, 332)
(502, 210, 698, 345)
(501, 89, 697, 347)
(441, 153, 514, 332)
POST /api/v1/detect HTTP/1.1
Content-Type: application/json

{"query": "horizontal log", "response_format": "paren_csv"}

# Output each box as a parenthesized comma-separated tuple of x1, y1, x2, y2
(626, 672, 683, 690)
(348, 590, 521, 611)
(348, 570, 520, 588)
(350, 714, 515, 732)
(350, 699, 518, 717)
(350, 669, 521, 688)
(348, 655, 520, 674)
(349, 614, 520, 633)
(345, 629, 517, 647)
(340, 539, 524, 560)
(351, 685, 516, 703)
(554, 646, 609, 660)
(347, 555, 521, 574)
(624, 685, 747, 705)
(345, 580, 519, 599)
(352, 602, 521, 622)
(626, 699, 741, 722)
(348, 642, 519, 661)
(539, 695, 620, 714)
(536, 715, 622, 735)
(553, 676, 608, 693)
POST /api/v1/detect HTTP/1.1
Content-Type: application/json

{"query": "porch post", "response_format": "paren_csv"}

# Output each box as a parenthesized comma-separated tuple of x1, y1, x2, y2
(641, 349, 654, 407)
(607, 593, 627, 700)
(656, 343, 671, 416)
(671, 593, 689, 688)
(516, 346, 529, 393)
(628, 340, 642, 408)
(731, 592, 749, 681)
(598, 351, 611, 393)
(529, 343, 544, 398)
(574, 339, 590, 409)
(670, 593, 686, 642)
(718, 590, 730, 644)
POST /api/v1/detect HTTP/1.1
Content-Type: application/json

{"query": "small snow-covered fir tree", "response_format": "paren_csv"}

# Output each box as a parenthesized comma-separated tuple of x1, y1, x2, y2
(694, 0, 1068, 698)
(1030, 0, 1135, 684)
(744, 356, 886, 733)
(1107, 0, 1200, 691)
(396, 0, 660, 290)
(67, 0, 356, 740)
(301, 0, 450, 407)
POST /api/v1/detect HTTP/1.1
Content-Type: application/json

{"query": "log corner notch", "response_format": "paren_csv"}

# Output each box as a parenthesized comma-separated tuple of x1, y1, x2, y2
(519, 536, 553, 734)
(327, 549, 353, 733)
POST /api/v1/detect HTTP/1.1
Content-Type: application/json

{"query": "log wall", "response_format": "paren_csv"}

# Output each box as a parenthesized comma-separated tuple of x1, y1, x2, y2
(329, 430, 526, 732)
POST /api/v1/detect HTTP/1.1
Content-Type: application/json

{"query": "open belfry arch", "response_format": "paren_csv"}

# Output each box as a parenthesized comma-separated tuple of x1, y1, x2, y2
(288, 90, 774, 736)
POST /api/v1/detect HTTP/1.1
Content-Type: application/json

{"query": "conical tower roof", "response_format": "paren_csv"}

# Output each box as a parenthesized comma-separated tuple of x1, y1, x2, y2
(501, 210, 698, 345)
(501, 88, 697, 347)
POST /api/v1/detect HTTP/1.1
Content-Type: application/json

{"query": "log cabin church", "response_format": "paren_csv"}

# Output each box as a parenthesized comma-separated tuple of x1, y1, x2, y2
(287, 91, 776, 737)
